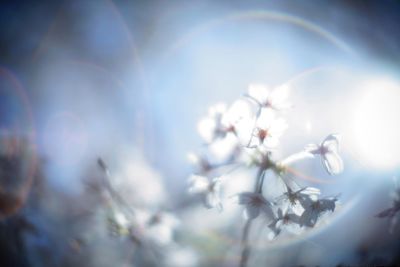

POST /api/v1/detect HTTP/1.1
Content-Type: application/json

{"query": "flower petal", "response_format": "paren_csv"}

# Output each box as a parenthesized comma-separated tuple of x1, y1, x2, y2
(188, 175, 209, 194)
(321, 134, 340, 153)
(300, 209, 319, 227)
(269, 83, 291, 110)
(206, 192, 222, 211)
(261, 202, 275, 221)
(256, 109, 275, 129)
(248, 84, 270, 104)
(244, 204, 261, 220)
(291, 200, 305, 215)
(263, 136, 280, 149)
(322, 151, 344, 175)
(318, 198, 337, 212)
(269, 117, 288, 137)
(197, 118, 217, 143)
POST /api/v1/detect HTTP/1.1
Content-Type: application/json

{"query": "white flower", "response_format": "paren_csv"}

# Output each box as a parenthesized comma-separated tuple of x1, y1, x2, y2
(250, 110, 288, 149)
(197, 103, 229, 143)
(208, 132, 240, 163)
(165, 245, 198, 267)
(146, 211, 180, 246)
(106, 209, 131, 237)
(134, 210, 180, 246)
(305, 134, 344, 175)
(276, 186, 320, 215)
(111, 154, 167, 208)
(299, 197, 337, 227)
(188, 175, 222, 211)
(187, 152, 211, 173)
(237, 192, 275, 220)
(268, 208, 301, 239)
(197, 100, 253, 144)
(221, 100, 250, 125)
(247, 83, 291, 111)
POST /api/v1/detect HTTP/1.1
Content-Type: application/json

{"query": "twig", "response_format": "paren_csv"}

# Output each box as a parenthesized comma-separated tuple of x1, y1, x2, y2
(97, 158, 162, 267)
(239, 167, 266, 267)
(97, 158, 135, 217)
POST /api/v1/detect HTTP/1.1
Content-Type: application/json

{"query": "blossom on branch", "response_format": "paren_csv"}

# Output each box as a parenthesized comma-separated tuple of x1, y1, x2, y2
(250, 110, 288, 150)
(268, 208, 301, 239)
(197, 103, 228, 143)
(276, 186, 321, 216)
(246, 83, 292, 111)
(299, 196, 337, 227)
(188, 175, 223, 211)
(237, 192, 275, 220)
(305, 134, 344, 175)
(188, 81, 343, 267)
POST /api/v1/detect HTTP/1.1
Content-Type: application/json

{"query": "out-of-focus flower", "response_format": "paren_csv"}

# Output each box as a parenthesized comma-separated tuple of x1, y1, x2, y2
(197, 100, 254, 145)
(197, 103, 231, 143)
(268, 208, 301, 239)
(145, 211, 180, 246)
(376, 177, 400, 233)
(305, 134, 344, 175)
(208, 132, 240, 163)
(106, 208, 131, 238)
(105, 207, 180, 248)
(165, 245, 198, 267)
(250, 110, 288, 149)
(222, 99, 255, 142)
(187, 152, 212, 174)
(112, 155, 167, 208)
(246, 83, 291, 111)
(299, 197, 337, 227)
(97, 158, 181, 249)
(133, 209, 180, 247)
(188, 175, 222, 211)
(237, 192, 275, 220)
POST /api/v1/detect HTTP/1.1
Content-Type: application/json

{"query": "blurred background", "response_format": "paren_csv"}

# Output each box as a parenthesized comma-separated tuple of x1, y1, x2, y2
(1, 0, 400, 266)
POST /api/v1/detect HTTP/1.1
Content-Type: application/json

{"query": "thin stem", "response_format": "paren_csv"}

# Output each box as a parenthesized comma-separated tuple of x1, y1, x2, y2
(97, 158, 136, 217)
(257, 172, 266, 194)
(210, 161, 243, 173)
(239, 167, 266, 267)
(239, 219, 252, 267)
(245, 106, 262, 148)
(98, 159, 161, 267)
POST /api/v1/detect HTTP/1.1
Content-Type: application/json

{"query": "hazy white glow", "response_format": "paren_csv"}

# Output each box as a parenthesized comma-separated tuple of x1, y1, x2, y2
(353, 78, 400, 169)
(305, 121, 312, 133)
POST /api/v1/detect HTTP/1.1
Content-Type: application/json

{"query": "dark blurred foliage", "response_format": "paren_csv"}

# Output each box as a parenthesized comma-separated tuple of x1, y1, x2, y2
(0, 136, 39, 266)
(0, 136, 109, 266)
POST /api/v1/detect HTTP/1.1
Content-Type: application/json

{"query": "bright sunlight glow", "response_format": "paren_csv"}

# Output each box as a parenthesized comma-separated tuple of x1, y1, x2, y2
(353, 78, 400, 170)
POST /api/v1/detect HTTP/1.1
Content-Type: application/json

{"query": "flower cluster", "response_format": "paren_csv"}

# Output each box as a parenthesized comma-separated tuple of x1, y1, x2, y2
(188, 83, 343, 265)
(84, 158, 192, 266)
(98, 159, 179, 244)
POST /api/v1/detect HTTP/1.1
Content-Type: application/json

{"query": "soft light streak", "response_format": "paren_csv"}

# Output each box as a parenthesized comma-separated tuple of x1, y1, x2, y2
(166, 10, 353, 58)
